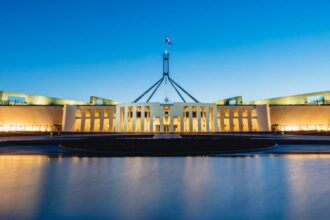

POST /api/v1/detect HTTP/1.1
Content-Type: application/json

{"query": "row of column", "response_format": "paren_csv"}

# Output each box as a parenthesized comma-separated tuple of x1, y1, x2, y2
(219, 108, 255, 132)
(63, 104, 271, 132)
(77, 108, 116, 132)
(117, 105, 149, 132)
(116, 104, 217, 132)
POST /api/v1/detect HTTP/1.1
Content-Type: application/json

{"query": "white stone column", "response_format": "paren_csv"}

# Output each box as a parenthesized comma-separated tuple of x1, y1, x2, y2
(124, 106, 128, 132)
(132, 105, 136, 132)
(229, 109, 234, 132)
(141, 105, 145, 132)
(160, 111, 164, 132)
(213, 106, 218, 132)
(256, 104, 271, 131)
(81, 108, 86, 132)
(220, 108, 225, 132)
(148, 106, 153, 132)
(206, 106, 210, 132)
(189, 105, 193, 132)
(180, 108, 184, 132)
(238, 109, 243, 132)
(197, 105, 201, 132)
(90, 109, 95, 132)
(169, 106, 174, 132)
(247, 109, 253, 131)
(62, 105, 76, 132)
(150, 108, 154, 132)
(99, 109, 104, 132)
(109, 108, 114, 132)
(115, 106, 120, 132)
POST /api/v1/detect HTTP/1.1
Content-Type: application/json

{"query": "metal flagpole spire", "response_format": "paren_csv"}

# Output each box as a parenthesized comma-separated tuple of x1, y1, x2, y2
(133, 37, 199, 103)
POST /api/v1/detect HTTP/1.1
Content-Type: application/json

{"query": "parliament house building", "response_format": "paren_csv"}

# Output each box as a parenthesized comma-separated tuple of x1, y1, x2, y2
(1, 51, 330, 133)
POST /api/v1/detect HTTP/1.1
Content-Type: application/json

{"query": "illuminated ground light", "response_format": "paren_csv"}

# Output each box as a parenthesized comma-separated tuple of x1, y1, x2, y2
(0, 124, 53, 132)
(279, 124, 330, 131)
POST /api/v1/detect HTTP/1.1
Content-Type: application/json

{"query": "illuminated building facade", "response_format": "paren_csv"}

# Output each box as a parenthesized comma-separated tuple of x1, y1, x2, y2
(2, 90, 330, 133)
(1, 50, 330, 133)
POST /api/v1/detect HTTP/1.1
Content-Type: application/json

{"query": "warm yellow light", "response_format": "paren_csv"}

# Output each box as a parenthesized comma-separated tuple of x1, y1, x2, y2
(0, 124, 53, 132)
(280, 124, 329, 131)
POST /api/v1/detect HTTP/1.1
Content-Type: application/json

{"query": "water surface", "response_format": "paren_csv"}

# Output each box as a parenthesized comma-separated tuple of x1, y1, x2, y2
(0, 146, 329, 220)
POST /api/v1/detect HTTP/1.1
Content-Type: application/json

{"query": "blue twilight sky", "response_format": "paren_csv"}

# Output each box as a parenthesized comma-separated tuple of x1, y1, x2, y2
(1, 0, 330, 103)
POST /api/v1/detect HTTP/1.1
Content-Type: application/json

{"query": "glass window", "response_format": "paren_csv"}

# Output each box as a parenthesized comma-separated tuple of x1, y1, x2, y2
(75, 109, 82, 117)
(104, 110, 109, 118)
(183, 106, 189, 118)
(95, 110, 100, 118)
(229, 99, 237, 105)
(241, 109, 248, 117)
(251, 109, 257, 117)
(307, 95, 324, 104)
(75, 119, 81, 131)
(8, 96, 26, 104)
(137, 106, 142, 118)
(163, 106, 170, 115)
(233, 109, 238, 117)
(223, 109, 229, 118)
(85, 109, 91, 117)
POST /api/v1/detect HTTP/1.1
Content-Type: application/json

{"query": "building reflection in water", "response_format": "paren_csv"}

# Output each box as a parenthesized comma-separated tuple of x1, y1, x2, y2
(0, 156, 48, 219)
(0, 154, 329, 219)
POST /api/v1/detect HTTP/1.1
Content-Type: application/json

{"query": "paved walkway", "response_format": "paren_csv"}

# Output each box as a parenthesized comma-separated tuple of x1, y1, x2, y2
(0, 133, 330, 155)
(1, 133, 330, 142)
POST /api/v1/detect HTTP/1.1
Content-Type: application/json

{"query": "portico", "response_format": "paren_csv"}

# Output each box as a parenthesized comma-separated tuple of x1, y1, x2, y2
(115, 102, 218, 133)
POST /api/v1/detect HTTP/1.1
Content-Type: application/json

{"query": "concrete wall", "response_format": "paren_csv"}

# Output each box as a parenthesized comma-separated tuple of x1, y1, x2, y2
(0, 106, 63, 131)
(11, 103, 330, 133)
(270, 105, 330, 130)
(256, 105, 271, 131)
(62, 105, 76, 132)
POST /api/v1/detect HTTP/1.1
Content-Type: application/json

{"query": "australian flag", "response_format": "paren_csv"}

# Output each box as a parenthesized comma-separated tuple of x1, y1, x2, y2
(165, 36, 172, 45)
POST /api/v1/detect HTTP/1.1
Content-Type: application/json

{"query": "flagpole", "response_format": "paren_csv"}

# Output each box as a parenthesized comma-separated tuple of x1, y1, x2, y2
(164, 36, 168, 103)
(164, 37, 167, 53)
(133, 36, 199, 103)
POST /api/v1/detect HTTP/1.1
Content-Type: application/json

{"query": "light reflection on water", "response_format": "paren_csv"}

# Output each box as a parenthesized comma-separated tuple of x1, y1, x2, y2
(0, 154, 329, 220)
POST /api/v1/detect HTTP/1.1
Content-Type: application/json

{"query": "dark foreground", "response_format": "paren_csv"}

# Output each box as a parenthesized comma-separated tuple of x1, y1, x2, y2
(61, 135, 277, 156)
(2, 133, 330, 156)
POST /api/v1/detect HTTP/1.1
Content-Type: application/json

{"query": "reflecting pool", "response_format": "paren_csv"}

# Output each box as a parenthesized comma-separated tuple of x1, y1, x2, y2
(0, 148, 329, 219)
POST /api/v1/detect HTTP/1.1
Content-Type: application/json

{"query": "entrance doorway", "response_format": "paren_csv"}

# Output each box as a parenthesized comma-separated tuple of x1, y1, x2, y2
(164, 125, 170, 132)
